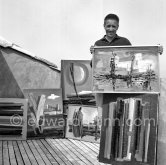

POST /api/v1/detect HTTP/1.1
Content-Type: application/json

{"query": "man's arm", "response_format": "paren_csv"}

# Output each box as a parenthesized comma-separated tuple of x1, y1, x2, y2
(90, 45, 96, 67)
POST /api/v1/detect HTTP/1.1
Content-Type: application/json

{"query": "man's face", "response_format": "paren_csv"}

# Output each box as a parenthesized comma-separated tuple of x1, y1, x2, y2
(104, 19, 119, 38)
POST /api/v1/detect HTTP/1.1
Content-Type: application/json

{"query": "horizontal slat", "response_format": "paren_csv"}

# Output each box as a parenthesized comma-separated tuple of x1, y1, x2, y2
(0, 116, 23, 127)
(0, 135, 24, 140)
(0, 109, 23, 116)
(0, 103, 23, 107)
(0, 124, 23, 127)
(0, 98, 28, 141)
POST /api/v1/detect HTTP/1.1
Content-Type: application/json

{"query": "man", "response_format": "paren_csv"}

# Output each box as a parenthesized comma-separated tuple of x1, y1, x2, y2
(90, 13, 131, 108)
(91, 13, 163, 51)
(91, 13, 163, 105)
(90, 13, 131, 54)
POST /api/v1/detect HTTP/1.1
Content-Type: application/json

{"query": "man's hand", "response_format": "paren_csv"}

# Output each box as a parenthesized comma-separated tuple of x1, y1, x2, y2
(90, 45, 95, 54)
(158, 45, 163, 55)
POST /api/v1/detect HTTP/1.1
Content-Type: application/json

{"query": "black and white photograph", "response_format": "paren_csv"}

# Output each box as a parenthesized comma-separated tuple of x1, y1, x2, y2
(0, 0, 165, 164)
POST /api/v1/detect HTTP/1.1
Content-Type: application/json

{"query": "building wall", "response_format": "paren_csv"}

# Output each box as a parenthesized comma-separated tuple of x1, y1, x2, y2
(0, 46, 60, 98)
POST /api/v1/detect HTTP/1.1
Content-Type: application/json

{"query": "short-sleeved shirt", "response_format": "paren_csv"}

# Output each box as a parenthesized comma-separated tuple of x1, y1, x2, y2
(90, 34, 131, 67)
(95, 34, 131, 46)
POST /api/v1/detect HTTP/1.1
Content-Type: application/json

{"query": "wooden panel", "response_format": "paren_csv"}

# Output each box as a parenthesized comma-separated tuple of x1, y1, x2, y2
(32, 139, 52, 165)
(46, 139, 73, 165)
(40, 139, 66, 165)
(35, 139, 59, 165)
(8, 141, 17, 165)
(66, 139, 99, 165)
(21, 141, 38, 165)
(81, 140, 99, 154)
(16, 141, 31, 165)
(12, 141, 24, 165)
(70, 139, 98, 158)
(47, 139, 76, 165)
(26, 140, 46, 165)
(53, 139, 80, 165)
(3, 141, 10, 165)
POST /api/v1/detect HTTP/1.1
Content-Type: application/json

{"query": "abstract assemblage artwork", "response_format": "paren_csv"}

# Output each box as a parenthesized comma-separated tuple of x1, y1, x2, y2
(99, 94, 158, 165)
(92, 46, 160, 93)
(66, 105, 102, 143)
(23, 89, 64, 137)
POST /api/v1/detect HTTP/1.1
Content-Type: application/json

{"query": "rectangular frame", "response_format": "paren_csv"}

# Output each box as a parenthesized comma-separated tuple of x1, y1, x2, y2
(0, 98, 28, 140)
(92, 46, 160, 93)
(61, 60, 93, 100)
(65, 104, 102, 143)
(99, 93, 159, 165)
(23, 88, 65, 138)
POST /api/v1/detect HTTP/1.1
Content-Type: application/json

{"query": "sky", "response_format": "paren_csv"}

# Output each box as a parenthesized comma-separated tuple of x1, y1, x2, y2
(0, 0, 165, 77)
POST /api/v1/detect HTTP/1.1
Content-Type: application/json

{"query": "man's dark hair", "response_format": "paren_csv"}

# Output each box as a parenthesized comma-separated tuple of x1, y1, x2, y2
(104, 14, 119, 24)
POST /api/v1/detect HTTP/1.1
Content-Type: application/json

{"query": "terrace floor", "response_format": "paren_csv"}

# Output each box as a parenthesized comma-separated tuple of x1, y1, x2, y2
(0, 138, 108, 165)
